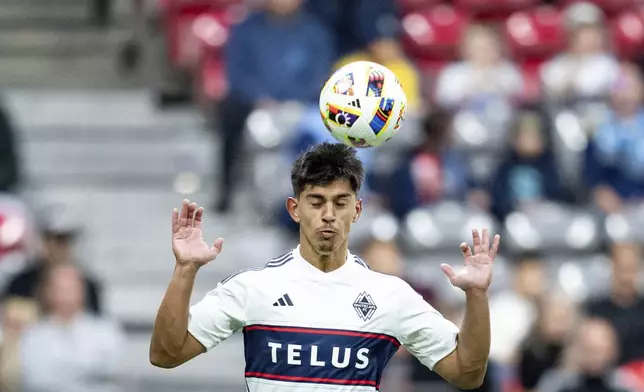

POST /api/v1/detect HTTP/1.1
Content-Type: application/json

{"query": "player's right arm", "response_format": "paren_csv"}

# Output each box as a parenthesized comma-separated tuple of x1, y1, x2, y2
(149, 200, 232, 368)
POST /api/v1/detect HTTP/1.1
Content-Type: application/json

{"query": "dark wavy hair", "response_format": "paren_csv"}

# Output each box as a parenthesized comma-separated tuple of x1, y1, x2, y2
(290, 142, 364, 197)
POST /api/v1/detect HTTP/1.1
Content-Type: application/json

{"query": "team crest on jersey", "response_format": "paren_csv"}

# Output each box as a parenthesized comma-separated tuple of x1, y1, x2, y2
(353, 292, 377, 321)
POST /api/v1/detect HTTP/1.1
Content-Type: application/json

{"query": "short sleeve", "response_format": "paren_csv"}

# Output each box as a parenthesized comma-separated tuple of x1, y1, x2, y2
(188, 276, 247, 351)
(395, 282, 460, 370)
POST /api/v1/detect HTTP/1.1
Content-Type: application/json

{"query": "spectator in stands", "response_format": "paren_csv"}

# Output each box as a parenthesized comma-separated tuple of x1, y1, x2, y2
(336, 37, 422, 112)
(19, 264, 124, 392)
(585, 63, 644, 214)
(536, 318, 636, 392)
(489, 253, 545, 367)
(434, 24, 523, 110)
(586, 242, 644, 366)
(370, 108, 483, 219)
(0, 297, 39, 392)
(518, 293, 579, 392)
(306, 0, 398, 58)
(215, 0, 334, 213)
(541, 20, 618, 103)
(490, 111, 570, 221)
(359, 238, 403, 277)
(0, 101, 20, 194)
(2, 206, 102, 315)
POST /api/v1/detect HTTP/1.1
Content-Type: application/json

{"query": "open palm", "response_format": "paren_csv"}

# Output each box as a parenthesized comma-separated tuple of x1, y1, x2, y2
(441, 229, 500, 292)
(172, 199, 223, 267)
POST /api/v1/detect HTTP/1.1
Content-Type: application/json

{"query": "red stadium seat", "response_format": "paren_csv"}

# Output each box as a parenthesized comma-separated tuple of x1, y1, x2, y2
(453, 0, 540, 21)
(559, 0, 639, 17)
(401, 6, 469, 62)
(161, 0, 243, 70)
(611, 9, 644, 60)
(504, 7, 566, 62)
(197, 57, 228, 103)
(397, 0, 442, 15)
(518, 62, 543, 103)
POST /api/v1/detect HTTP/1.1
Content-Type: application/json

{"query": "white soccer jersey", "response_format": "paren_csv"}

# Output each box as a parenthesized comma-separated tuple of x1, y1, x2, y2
(188, 246, 459, 391)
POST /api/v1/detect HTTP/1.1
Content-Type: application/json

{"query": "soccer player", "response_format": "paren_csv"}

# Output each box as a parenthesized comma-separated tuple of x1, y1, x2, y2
(150, 142, 500, 391)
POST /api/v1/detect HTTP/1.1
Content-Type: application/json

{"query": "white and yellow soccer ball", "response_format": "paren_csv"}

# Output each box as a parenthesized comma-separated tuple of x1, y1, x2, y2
(319, 61, 408, 148)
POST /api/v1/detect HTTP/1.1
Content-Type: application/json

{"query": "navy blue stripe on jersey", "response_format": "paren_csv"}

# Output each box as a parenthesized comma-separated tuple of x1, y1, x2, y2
(220, 251, 294, 284)
(266, 256, 293, 268)
(265, 251, 294, 267)
(243, 324, 399, 389)
(220, 267, 264, 285)
(354, 256, 370, 269)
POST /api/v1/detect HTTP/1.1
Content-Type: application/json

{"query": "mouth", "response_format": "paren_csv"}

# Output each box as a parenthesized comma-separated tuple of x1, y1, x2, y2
(318, 229, 337, 239)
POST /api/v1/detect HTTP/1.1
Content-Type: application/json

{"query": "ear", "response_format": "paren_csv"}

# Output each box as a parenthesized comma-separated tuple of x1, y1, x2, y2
(286, 197, 300, 223)
(353, 199, 363, 223)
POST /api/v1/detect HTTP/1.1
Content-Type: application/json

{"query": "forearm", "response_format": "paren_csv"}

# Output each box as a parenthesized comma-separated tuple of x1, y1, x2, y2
(456, 288, 491, 384)
(150, 264, 198, 359)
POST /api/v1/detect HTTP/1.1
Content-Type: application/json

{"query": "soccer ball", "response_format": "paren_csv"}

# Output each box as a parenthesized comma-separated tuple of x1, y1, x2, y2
(319, 61, 408, 148)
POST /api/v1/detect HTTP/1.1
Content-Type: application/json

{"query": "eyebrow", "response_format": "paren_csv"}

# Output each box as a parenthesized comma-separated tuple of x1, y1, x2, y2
(305, 193, 353, 201)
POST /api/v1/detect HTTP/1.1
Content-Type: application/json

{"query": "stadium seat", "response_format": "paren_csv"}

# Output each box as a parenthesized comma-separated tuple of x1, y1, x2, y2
(611, 9, 644, 60)
(453, 0, 540, 21)
(401, 6, 469, 63)
(161, 1, 243, 70)
(504, 6, 566, 63)
(559, 0, 640, 17)
(604, 204, 644, 243)
(196, 57, 227, 103)
(518, 62, 543, 103)
(400, 202, 498, 255)
(397, 0, 442, 15)
(502, 202, 604, 255)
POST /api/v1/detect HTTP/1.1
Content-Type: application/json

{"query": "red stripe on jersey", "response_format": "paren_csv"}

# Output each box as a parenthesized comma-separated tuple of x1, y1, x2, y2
(245, 372, 379, 387)
(243, 325, 400, 347)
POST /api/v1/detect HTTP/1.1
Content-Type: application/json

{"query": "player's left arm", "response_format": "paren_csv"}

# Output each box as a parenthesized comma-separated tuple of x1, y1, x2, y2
(397, 229, 498, 390)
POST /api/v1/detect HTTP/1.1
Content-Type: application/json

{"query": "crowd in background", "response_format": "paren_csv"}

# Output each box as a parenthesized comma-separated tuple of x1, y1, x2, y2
(1, 0, 644, 391)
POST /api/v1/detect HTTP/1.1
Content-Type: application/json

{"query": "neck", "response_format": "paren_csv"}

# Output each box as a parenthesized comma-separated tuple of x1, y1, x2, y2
(51, 311, 80, 325)
(299, 234, 348, 273)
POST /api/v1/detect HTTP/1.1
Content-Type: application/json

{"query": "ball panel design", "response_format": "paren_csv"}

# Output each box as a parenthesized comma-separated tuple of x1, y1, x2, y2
(319, 61, 407, 148)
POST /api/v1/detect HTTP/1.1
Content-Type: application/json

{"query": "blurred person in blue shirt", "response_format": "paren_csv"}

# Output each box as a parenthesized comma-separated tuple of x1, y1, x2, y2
(215, 0, 333, 212)
(490, 111, 570, 221)
(305, 0, 398, 58)
(585, 63, 644, 214)
(369, 108, 482, 220)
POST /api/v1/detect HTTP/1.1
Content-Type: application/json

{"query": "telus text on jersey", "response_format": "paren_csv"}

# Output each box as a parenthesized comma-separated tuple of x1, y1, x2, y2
(267, 342, 370, 369)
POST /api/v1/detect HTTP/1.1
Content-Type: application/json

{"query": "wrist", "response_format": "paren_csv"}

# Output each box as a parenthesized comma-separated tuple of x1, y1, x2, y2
(174, 262, 200, 277)
(465, 287, 489, 297)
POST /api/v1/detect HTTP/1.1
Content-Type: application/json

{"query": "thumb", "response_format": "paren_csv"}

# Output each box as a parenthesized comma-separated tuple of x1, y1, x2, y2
(440, 263, 456, 280)
(209, 237, 224, 259)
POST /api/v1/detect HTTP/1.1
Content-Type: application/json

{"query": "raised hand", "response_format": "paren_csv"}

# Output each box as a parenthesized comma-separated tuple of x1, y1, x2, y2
(440, 229, 500, 292)
(172, 199, 223, 268)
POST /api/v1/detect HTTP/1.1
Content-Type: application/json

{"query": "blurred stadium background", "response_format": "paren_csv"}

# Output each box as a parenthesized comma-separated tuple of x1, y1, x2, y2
(1, 0, 644, 391)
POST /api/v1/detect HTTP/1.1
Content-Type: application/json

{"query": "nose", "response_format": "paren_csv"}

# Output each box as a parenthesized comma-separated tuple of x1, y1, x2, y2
(322, 203, 336, 223)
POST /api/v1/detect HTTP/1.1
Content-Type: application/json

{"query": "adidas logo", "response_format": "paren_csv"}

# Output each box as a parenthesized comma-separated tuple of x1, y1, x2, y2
(273, 293, 294, 307)
(348, 99, 361, 108)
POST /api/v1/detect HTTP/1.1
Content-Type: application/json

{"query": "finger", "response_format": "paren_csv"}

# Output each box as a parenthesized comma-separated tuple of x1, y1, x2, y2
(209, 238, 225, 259)
(460, 242, 473, 264)
(440, 263, 456, 280)
(193, 207, 204, 230)
(188, 202, 198, 227)
(472, 229, 481, 254)
(179, 199, 190, 227)
(172, 208, 179, 234)
(481, 228, 489, 254)
(489, 234, 501, 260)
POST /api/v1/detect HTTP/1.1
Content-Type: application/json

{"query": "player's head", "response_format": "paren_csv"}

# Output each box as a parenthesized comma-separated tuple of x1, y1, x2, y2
(286, 143, 364, 255)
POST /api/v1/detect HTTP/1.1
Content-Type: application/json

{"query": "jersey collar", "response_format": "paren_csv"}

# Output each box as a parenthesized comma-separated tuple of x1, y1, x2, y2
(292, 245, 357, 281)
